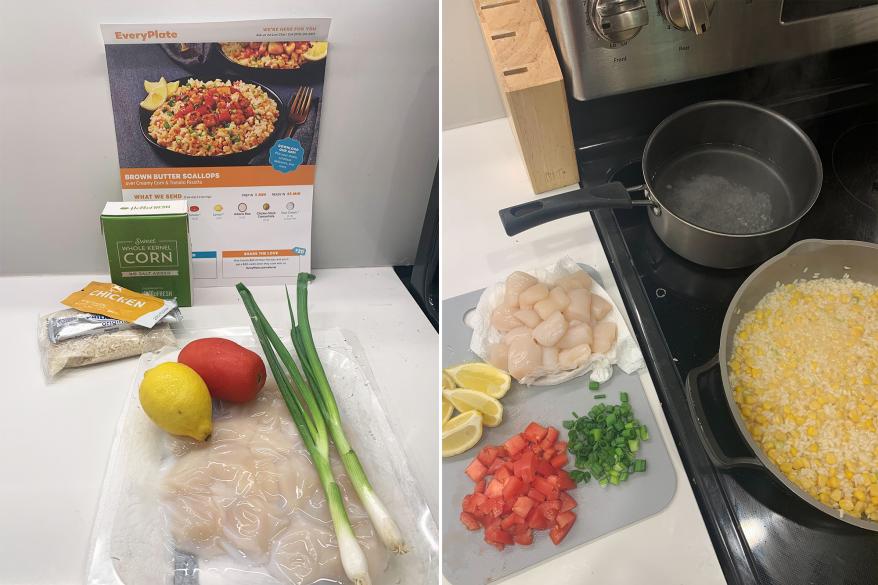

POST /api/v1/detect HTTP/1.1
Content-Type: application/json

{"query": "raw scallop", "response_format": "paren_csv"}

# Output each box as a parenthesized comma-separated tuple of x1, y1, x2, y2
(542, 347, 559, 369)
(487, 342, 510, 370)
(533, 298, 560, 320)
(558, 344, 592, 370)
(564, 289, 592, 323)
(491, 305, 523, 332)
(532, 311, 568, 347)
(557, 323, 593, 350)
(506, 271, 538, 296)
(513, 308, 541, 329)
(592, 321, 617, 354)
(518, 284, 549, 309)
(160, 381, 388, 583)
(591, 295, 613, 322)
(557, 271, 593, 292)
(548, 287, 570, 310)
(507, 337, 542, 380)
(503, 326, 533, 345)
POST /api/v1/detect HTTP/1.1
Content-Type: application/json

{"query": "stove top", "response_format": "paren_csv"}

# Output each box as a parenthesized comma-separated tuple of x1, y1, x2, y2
(575, 55, 878, 585)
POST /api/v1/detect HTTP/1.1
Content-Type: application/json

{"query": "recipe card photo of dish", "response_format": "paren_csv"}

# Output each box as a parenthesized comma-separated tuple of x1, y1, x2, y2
(104, 42, 327, 168)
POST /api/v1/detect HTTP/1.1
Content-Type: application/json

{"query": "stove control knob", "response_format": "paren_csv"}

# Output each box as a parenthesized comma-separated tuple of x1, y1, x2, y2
(589, 0, 649, 44)
(660, 0, 715, 35)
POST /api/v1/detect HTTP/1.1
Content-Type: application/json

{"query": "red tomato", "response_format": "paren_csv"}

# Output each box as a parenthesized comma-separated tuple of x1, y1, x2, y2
(556, 511, 576, 529)
(514, 529, 534, 545)
(527, 488, 546, 503)
(512, 496, 535, 518)
(504, 434, 527, 456)
(485, 479, 504, 499)
(523, 422, 548, 443)
(533, 476, 557, 499)
(478, 446, 500, 467)
(465, 458, 488, 483)
(559, 491, 577, 513)
(549, 519, 575, 545)
(539, 500, 561, 522)
(550, 452, 569, 469)
(178, 338, 266, 403)
(460, 512, 480, 531)
(512, 450, 535, 482)
(502, 476, 526, 499)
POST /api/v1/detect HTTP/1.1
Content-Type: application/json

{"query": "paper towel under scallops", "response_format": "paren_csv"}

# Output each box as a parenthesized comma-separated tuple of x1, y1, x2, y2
(469, 257, 645, 386)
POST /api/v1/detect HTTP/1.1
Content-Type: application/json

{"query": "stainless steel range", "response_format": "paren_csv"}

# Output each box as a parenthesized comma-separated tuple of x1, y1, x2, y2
(532, 2, 878, 584)
(545, 0, 878, 100)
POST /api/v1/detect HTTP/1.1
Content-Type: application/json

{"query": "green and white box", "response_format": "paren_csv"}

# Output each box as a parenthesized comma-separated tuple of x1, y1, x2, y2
(101, 201, 193, 306)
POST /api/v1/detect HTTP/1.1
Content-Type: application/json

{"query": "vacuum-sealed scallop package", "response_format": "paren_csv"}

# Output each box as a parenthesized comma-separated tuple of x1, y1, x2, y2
(468, 256, 645, 386)
(86, 327, 438, 585)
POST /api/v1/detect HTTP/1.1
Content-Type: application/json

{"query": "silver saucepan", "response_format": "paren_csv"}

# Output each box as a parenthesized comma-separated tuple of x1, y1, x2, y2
(499, 100, 823, 269)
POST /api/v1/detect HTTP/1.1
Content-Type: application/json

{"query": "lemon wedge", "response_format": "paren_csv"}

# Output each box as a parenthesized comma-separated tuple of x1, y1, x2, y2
(445, 363, 511, 399)
(144, 77, 167, 94)
(443, 388, 503, 427)
(442, 370, 456, 390)
(166, 80, 180, 95)
(304, 41, 328, 61)
(442, 411, 483, 457)
(139, 92, 166, 111)
(442, 398, 454, 425)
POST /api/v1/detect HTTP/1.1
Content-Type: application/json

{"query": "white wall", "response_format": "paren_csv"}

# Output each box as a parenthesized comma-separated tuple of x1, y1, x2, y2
(442, 0, 505, 129)
(0, 2, 438, 274)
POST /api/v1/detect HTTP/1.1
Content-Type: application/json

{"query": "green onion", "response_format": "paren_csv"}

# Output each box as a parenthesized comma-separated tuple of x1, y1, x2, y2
(563, 399, 650, 487)
(594, 394, 606, 399)
(589, 380, 600, 391)
(237, 283, 372, 584)
(291, 274, 407, 554)
(620, 392, 629, 402)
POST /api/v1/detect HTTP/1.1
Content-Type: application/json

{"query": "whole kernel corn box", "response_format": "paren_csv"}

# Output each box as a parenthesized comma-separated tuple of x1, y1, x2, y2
(100, 201, 193, 306)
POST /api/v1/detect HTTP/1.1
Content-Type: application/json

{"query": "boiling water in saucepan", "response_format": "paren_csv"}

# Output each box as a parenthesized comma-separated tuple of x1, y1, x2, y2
(653, 145, 792, 234)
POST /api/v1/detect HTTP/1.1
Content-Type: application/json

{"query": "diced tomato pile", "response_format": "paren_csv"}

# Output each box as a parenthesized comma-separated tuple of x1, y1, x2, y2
(174, 85, 254, 128)
(460, 422, 577, 550)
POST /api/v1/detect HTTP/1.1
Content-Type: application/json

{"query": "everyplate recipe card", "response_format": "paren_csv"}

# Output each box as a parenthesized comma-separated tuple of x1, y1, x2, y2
(100, 18, 330, 285)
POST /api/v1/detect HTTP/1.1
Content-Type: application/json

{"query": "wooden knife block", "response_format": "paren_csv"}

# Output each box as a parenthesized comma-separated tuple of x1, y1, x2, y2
(473, 0, 580, 193)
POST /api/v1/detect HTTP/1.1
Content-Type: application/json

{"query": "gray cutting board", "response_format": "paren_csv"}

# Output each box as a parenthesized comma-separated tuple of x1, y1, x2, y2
(442, 267, 677, 585)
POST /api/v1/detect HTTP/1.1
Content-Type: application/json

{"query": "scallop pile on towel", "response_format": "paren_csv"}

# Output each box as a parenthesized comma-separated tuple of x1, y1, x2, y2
(487, 269, 617, 381)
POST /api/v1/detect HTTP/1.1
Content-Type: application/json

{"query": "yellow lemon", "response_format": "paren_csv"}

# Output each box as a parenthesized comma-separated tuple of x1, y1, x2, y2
(442, 369, 456, 390)
(139, 92, 166, 111)
(143, 77, 167, 94)
(442, 411, 482, 457)
(166, 80, 180, 95)
(445, 362, 511, 399)
(139, 362, 212, 441)
(304, 41, 328, 61)
(442, 398, 454, 425)
(443, 388, 503, 427)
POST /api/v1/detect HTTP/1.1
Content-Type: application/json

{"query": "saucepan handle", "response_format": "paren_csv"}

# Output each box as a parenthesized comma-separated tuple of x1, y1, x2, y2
(684, 355, 764, 470)
(499, 182, 640, 237)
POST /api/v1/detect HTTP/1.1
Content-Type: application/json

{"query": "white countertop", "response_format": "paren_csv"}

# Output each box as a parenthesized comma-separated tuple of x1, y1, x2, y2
(0, 268, 438, 585)
(442, 118, 726, 585)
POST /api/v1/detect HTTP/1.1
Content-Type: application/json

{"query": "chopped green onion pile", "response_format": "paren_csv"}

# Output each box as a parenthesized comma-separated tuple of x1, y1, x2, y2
(563, 393, 649, 487)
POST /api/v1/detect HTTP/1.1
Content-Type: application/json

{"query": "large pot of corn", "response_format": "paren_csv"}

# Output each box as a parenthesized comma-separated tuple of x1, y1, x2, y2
(691, 239, 878, 532)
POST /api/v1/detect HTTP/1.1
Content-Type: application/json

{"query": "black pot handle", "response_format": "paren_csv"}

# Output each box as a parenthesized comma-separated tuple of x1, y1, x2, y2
(499, 182, 642, 237)
(684, 355, 764, 470)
